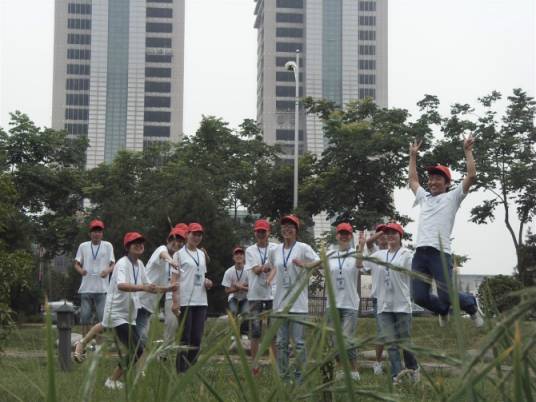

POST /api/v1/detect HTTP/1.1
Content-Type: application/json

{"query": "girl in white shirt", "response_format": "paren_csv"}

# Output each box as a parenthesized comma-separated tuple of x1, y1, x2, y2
(170, 222, 213, 373)
(362, 223, 419, 383)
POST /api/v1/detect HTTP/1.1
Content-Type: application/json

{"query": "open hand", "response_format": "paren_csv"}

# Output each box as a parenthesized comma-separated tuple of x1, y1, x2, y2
(463, 133, 475, 152)
(409, 139, 423, 155)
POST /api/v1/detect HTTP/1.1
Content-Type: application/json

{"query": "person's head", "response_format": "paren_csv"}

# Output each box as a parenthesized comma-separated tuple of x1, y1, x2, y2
(232, 247, 245, 266)
(375, 224, 388, 249)
(187, 223, 204, 247)
(280, 215, 299, 242)
(382, 223, 404, 249)
(254, 219, 271, 243)
(89, 219, 104, 243)
(123, 232, 145, 258)
(335, 222, 353, 248)
(426, 165, 451, 196)
(167, 227, 187, 253)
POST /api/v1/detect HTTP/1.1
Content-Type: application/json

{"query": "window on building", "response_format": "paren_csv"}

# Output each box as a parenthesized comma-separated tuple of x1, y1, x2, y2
(276, 13, 303, 23)
(358, 45, 376, 55)
(144, 125, 171, 137)
(67, 3, 92, 14)
(276, 28, 303, 38)
(359, 88, 376, 99)
(276, 57, 305, 67)
(67, 64, 90, 75)
(359, 1, 377, 12)
(358, 59, 376, 70)
(146, 22, 172, 33)
(276, 100, 295, 110)
(359, 74, 376, 85)
(146, 54, 172, 63)
(276, 42, 303, 52)
(144, 96, 171, 108)
(65, 123, 88, 135)
(146, 7, 172, 18)
(67, 49, 91, 60)
(359, 15, 376, 25)
(145, 67, 172, 78)
(68, 18, 91, 29)
(276, 86, 303, 97)
(144, 111, 171, 122)
(66, 78, 90, 90)
(66, 93, 90, 106)
(276, 129, 304, 141)
(65, 108, 89, 120)
(147, 0, 173, 3)
(276, 71, 302, 82)
(67, 33, 91, 45)
(276, 0, 303, 8)
(358, 30, 376, 41)
(146, 37, 172, 48)
(145, 81, 171, 93)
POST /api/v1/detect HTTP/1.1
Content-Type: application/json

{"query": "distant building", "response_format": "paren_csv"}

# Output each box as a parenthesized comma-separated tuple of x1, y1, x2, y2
(52, 0, 185, 168)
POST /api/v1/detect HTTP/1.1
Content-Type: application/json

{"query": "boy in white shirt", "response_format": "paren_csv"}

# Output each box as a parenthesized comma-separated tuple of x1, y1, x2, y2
(222, 247, 249, 336)
(74, 219, 115, 336)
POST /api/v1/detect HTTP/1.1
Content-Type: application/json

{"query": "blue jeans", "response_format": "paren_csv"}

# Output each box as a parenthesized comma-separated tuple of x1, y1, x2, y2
(80, 293, 106, 325)
(135, 307, 152, 346)
(327, 308, 358, 362)
(249, 300, 273, 339)
(228, 298, 249, 336)
(376, 312, 418, 377)
(412, 247, 477, 316)
(276, 313, 307, 383)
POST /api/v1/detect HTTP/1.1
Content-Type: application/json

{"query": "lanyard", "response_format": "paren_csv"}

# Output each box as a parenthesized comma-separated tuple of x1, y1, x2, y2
(257, 245, 268, 265)
(282, 242, 296, 270)
(337, 250, 347, 276)
(235, 267, 244, 282)
(185, 247, 200, 269)
(128, 257, 139, 285)
(91, 242, 101, 260)
(385, 249, 400, 276)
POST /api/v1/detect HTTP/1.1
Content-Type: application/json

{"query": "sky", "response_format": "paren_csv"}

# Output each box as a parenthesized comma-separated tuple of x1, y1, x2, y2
(1, 0, 535, 275)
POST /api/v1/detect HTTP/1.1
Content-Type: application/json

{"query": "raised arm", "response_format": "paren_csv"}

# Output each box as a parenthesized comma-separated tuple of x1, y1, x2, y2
(462, 133, 477, 193)
(408, 139, 422, 194)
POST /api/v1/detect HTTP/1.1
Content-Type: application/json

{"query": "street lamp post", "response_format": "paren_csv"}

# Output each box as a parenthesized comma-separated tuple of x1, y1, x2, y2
(285, 50, 300, 210)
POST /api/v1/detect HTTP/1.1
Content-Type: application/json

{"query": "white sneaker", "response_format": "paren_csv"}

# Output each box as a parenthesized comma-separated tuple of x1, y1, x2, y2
(471, 307, 485, 328)
(104, 378, 124, 390)
(335, 371, 361, 381)
(350, 371, 360, 381)
(438, 314, 449, 327)
(372, 361, 383, 375)
(335, 371, 345, 381)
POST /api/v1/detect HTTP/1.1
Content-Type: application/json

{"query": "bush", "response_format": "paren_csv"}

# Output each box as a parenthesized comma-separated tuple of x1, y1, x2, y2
(477, 274, 523, 315)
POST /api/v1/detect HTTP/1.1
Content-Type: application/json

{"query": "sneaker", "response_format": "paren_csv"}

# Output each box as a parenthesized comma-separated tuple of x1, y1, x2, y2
(104, 378, 124, 390)
(335, 370, 361, 381)
(470, 307, 484, 328)
(438, 314, 449, 327)
(372, 361, 383, 375)
(350, 371, 361, 381)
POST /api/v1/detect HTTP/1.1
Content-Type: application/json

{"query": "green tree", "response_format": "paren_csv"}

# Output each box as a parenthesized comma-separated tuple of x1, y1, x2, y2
(477, 275, 523, 315)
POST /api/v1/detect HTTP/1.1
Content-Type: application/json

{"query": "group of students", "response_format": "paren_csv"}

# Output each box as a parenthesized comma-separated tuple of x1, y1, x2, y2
(71, 134, 484, 388)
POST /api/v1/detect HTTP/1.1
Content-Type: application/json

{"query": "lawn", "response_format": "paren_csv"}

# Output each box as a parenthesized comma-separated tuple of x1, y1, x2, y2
(0, 315, 517, 402)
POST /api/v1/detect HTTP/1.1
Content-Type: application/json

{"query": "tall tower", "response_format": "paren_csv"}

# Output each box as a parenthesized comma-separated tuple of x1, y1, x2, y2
(52, 0, 185, 168)
(254, 0, 388, 235)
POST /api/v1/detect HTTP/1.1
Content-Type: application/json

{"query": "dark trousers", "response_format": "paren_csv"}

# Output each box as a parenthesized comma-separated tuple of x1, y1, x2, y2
(114, 323, 144, 369)
(176, 305, 208, 373)
(411, 246, 477, 316)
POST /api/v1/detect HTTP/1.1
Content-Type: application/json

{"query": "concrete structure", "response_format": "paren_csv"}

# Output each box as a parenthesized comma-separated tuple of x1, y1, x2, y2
(52, 0, 185, 168)
(254, 0, 388, 237)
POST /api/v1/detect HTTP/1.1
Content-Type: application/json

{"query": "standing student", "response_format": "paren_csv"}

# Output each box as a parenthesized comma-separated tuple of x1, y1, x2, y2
(138, 227, 186, 345)
(170, 222, 214, 373)
(74, 219, 115, 336)
(362, 223, 419, 383)
(245, 219, 278, 376)
(268, 215, 320, 383)
(358, 225, 388, 375)
(222, 247, 249, 336)
(102, 232, 173, 390)
(409, 135, 483, 327)
(327, 222, 361, 381)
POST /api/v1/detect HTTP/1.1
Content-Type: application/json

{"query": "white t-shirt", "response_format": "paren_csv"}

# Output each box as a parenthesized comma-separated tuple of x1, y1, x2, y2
(173, 246, 208, 307)
(75, 241, 115, 294)
(414, 184, 467, 254)
(102, 256, 149, 328)
(245, 242, 278, 301)
(269, 241, 319, 314)
(326, 247, 360, 311)
(139, 245, 171, 313)
(362, 243, 380, 298)
(222, 265, 248, 301)
(363, 247, 413, 314)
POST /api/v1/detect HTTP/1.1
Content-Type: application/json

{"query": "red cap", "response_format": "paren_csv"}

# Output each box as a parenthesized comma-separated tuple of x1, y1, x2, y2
(233, 246, 244, 254)
(375, 224, 387, 233)
(382, 222, 404, 237)
(254, 219, 271, 231)
(123, 232, 145, 248)
(426, 164, 452, 183)
(174, 223, 189, 231)
(281, 215, 300, 228)
(188, 222, 204, 233)
(89, 219, 104, 230)
(168, 227, 187, 241)
(336, 222, 353, 233)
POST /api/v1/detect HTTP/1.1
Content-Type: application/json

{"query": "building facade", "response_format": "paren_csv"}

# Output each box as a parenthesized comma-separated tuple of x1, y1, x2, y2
(254, 0, 388, 236)
(52, 0, 185, 168)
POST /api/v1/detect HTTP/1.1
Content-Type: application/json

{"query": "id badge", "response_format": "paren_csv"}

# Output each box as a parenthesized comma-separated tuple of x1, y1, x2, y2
(282, 273, 291, 288)
(194, 273, 203, 287)
(336, 277, 345, 290)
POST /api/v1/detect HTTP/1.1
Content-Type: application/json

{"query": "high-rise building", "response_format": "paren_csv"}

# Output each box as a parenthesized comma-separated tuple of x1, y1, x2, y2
(254, 0, 388, 236)
(52, 0, 185, 168)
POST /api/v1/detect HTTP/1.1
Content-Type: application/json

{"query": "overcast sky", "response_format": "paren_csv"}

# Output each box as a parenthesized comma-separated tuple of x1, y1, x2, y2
(1, 0, 535, 275)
